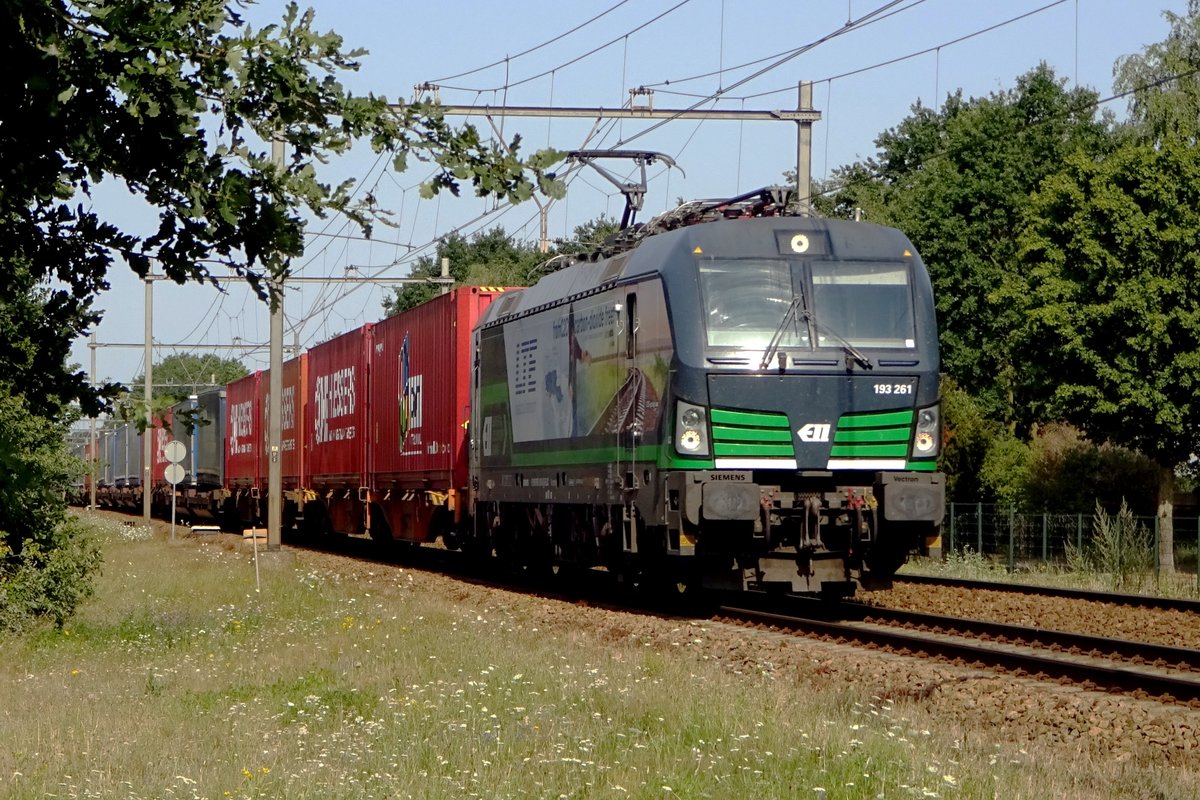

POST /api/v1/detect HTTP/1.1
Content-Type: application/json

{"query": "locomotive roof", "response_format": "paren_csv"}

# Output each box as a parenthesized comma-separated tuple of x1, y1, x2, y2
(480, 211, 921, 328)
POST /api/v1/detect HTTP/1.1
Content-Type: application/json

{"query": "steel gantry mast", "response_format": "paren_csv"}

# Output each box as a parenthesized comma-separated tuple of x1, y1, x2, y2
(401, 81, 821, 214)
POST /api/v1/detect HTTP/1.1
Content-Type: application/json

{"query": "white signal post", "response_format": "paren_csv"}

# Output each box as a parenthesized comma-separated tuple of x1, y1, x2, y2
(163, 439, 187, 541)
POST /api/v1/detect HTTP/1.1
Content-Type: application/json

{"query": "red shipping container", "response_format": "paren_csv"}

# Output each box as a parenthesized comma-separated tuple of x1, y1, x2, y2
(306, 325, 371, 487)
(370, 288, 508, 488)
(226, 372, 261, 487)
(149, 410, 173, 485)
(258, 354, 308, 489)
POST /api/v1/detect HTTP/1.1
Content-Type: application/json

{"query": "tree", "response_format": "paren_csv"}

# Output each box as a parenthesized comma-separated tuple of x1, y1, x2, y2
(555, 214, 622, 257)
(131, 354, 249, 402)
(823, 66, 1112, 428)
(382, 228, 544, 316)
(1010, 139, 1200, 572)
(0, 0, 560, 628)
(1114, 1, 1200, 146)
(0, 384, 102, 632)
(381, 215, 621, 317)
(4, 0, 562, 419)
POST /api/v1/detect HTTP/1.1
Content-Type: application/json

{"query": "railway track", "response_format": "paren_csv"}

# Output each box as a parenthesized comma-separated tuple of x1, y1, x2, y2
(895, 573, 1200, 613)
(718, 595, 1200, 706)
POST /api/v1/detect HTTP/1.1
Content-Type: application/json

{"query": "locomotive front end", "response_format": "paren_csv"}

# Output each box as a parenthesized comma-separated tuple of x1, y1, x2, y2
(661, 215, 944, 596)
(469, 190, 943, 600)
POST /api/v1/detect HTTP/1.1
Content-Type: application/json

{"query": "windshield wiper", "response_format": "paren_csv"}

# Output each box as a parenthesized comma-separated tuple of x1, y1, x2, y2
(801, 309, 873, 371)
(759, 296, 804, 370)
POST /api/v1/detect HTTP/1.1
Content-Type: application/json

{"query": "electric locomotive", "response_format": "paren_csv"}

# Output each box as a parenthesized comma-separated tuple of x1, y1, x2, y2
(470, 188, 943, 597)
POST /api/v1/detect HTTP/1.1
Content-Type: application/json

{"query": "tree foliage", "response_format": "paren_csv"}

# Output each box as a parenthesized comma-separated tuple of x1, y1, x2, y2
(1011, 140, 1200, 469)
(382, 228, 544, 316)
(381, 215, 622, 317)
(1020, 425, 1157, 516)
(825, 65, 1111, 427)
(132, 353, 249, 402)
(0, 385, 102, 631)
(1009, 138, 1200, 569)
(1114, 1, 1200, 145)
(0, 0, 561, 627)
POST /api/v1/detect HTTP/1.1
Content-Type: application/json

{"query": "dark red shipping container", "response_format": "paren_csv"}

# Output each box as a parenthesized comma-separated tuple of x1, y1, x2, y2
(306, 325, 371, 487)
(370, 287, 508, 485)
(225, 372, 261, 487)
(368, 287, 513, 541)
(149, 411, 173, 485)
(258, 354, 308, 489)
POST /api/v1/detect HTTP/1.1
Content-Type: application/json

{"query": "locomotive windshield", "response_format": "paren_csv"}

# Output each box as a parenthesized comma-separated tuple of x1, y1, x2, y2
(699, 259, 916, 350)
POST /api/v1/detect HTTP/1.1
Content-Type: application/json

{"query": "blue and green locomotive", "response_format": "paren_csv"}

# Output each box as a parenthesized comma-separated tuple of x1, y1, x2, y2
(469, 190, 944, 597)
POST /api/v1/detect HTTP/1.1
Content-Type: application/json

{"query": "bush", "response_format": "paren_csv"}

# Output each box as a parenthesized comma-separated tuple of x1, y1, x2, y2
(0, 385, 104, 632)
(1066, 500, 1155, 591)
(1023, 424, 1157, 515)
(0, 517, 102, 631)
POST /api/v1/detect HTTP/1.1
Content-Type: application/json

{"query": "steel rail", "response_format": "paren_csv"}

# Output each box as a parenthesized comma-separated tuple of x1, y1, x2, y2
(894, 573, 1200, 614)
(845, 603, 1200, 673)
(719, 601, 1200, 705)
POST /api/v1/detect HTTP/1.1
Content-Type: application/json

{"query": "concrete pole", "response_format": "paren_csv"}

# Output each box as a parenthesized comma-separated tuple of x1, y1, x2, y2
(539, 203, 549, 254)
(267, 139, 285, 551)
(89, 332, 97, 513)
(143, 275, 153, 525)
(796, 81, 814, 216)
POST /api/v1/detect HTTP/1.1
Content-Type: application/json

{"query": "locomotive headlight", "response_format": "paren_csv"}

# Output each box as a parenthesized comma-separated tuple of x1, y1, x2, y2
(911, 403, 940, 458)
(675, 401, 710, 457)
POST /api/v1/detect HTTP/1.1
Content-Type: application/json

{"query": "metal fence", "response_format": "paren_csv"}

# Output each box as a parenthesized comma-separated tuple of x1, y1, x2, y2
(943, 503, 1200, 573)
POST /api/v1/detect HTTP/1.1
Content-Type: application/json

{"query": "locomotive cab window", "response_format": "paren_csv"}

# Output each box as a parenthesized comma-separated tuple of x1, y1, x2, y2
(810, 261, 915, 349)
(699, 260, 808, 348)
(699, 258, 916, 351)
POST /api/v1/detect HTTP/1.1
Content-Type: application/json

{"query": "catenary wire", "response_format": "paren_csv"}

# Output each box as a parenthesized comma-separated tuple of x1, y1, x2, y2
(429, 0, 637, 83)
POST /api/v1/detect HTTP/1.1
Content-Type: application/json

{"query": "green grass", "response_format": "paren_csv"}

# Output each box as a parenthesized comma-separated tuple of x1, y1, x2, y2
(0, 513, 1193, 799)
(903, 544, 1200, 598)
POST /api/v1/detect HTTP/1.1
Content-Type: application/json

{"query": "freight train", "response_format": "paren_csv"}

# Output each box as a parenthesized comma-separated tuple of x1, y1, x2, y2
(77, 188, 944, 597)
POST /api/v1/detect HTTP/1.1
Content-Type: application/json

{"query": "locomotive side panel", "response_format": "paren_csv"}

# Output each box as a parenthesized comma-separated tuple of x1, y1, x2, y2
(480, 280, 672, 473)
(472, 278, 675, 571)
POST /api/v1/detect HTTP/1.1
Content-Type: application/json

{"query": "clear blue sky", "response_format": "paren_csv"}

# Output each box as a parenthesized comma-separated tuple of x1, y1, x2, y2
(73, 0, 1187, 393)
